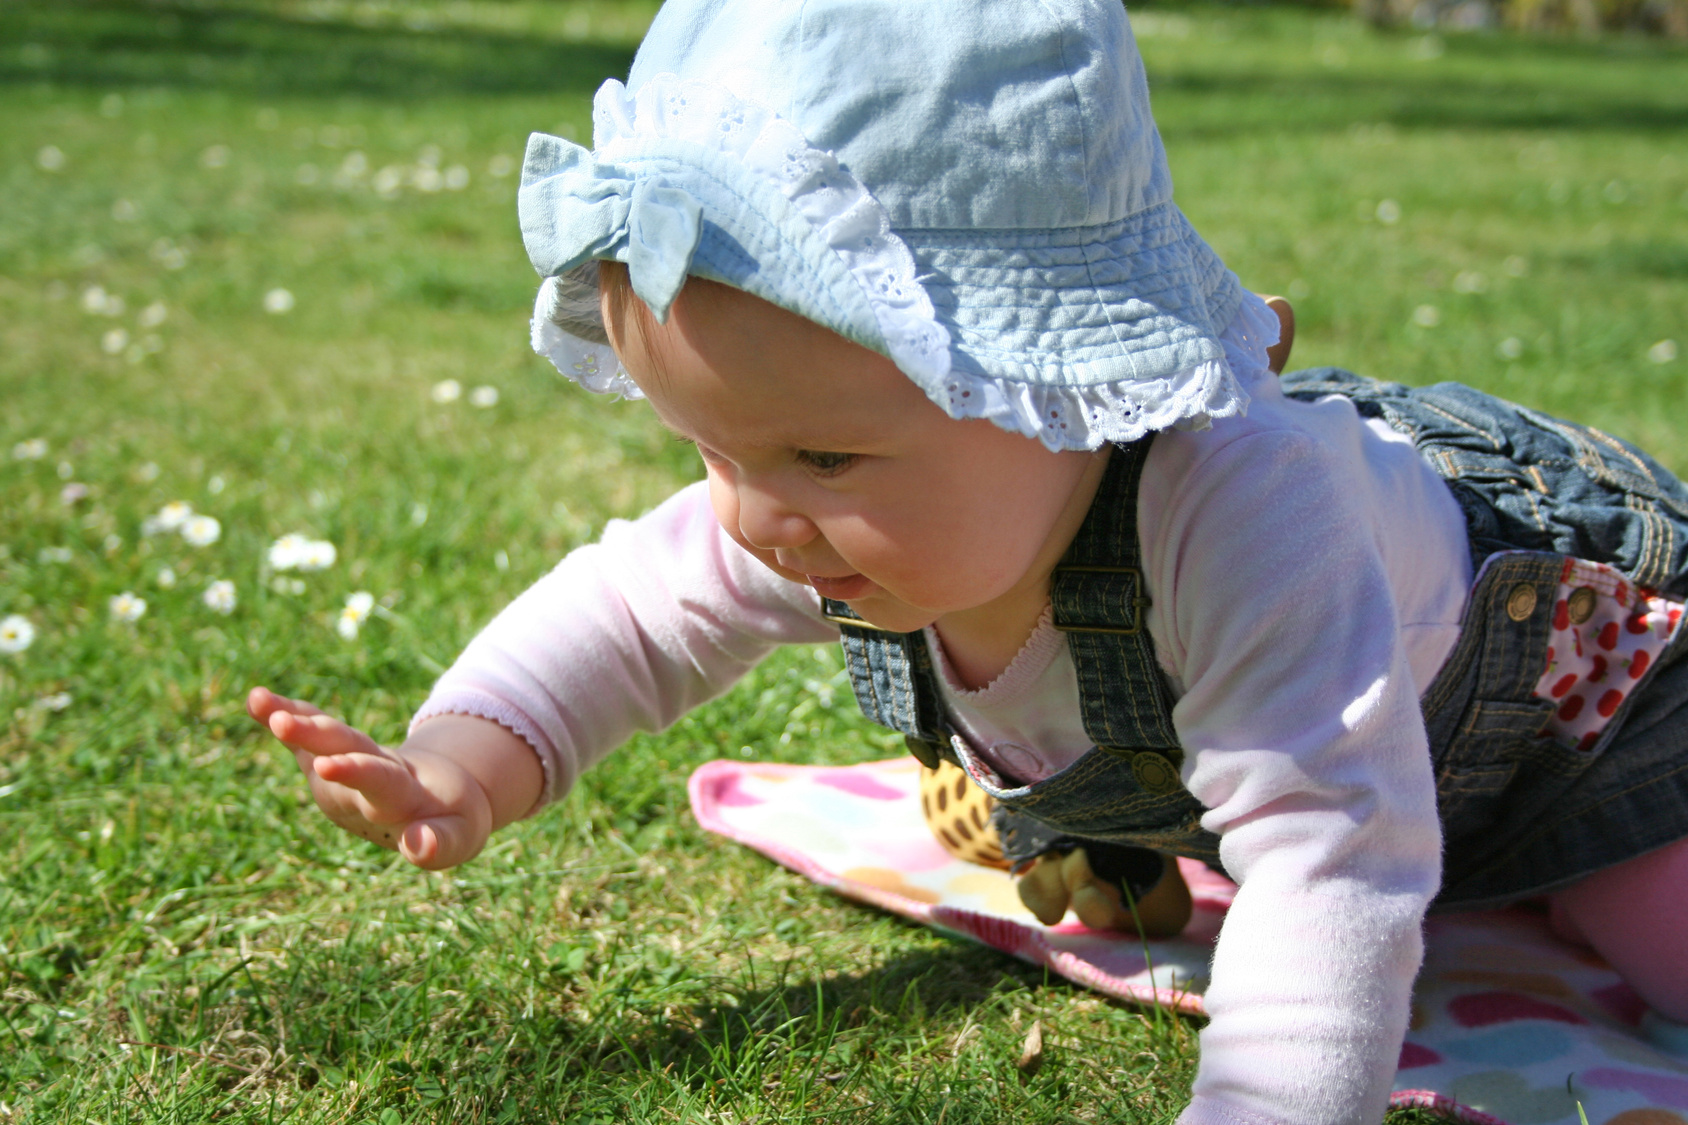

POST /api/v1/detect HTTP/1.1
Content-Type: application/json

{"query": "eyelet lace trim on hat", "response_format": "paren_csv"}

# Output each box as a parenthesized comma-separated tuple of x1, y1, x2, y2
(931, 288, 1275, 447)
(531, 75, 1271, 448)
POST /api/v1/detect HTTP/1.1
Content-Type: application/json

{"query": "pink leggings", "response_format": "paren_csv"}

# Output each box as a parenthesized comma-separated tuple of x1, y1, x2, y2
(1547, 835, 1688, 1021)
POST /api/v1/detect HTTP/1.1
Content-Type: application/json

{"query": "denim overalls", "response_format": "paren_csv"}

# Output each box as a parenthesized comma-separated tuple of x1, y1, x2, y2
(828, 369, 1688, 909)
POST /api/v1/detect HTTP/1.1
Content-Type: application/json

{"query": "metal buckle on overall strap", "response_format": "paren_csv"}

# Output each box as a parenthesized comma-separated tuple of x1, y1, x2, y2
(822, 608, 899, 630)
(1049, 564, 1149, 635)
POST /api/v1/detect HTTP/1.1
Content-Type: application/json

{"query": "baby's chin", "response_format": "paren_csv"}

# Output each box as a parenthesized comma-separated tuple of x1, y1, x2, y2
(818, 584, 948, 634)
(747, 556, 942, 633)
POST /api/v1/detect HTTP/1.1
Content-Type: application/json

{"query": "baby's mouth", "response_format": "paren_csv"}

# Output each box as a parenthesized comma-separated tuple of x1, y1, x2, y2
(806, 573, 876, 600)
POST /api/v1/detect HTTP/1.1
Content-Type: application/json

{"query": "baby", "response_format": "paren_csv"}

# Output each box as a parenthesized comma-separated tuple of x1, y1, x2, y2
(250, 0, 1688, 1121)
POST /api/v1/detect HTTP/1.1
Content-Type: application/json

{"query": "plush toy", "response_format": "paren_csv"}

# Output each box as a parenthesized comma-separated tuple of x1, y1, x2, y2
(916, 758, 1194, 936)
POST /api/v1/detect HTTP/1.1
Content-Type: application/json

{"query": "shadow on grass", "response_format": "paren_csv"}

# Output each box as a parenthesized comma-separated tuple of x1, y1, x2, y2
(0, 0, 637, 100)
(495, 944, 1197, 1122)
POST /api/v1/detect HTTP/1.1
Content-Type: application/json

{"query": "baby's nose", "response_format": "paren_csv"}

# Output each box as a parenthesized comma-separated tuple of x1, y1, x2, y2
(736, 485, 817, 551)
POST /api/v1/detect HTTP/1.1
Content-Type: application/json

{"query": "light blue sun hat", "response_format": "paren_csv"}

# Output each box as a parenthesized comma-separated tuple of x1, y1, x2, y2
(519, 0, 1268, 451)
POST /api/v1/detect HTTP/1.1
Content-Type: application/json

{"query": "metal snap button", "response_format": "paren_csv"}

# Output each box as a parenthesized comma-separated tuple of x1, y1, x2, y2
(1131, 751, 1181, 795)
(1505, 583, 1538, 622)
(1567, 586, 1597, 625)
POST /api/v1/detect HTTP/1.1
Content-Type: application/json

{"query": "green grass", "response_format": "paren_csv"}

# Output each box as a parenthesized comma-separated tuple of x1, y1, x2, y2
(1, 1, 1684, 1121)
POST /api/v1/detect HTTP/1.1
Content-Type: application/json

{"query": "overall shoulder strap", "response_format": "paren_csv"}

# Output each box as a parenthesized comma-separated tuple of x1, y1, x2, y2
(823, 600, 952, 764)
(1050, 439, 1182, 751)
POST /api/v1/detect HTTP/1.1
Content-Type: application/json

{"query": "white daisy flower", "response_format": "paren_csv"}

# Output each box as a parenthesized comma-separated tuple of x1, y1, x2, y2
(181, 514, 221, 547)
(138, 302, 168, 329)
(0, 615, 36, 654)
(109, 592, 147, 622)
(1650, 340, 1679, 365)
(264, 288, 295, 315)
(1376, 199, 1402, 225)
(1412, 304, 1441, 328)
(268, 532, 310, 570)
(298, 539, 337, 571)
(102, 329, 129, 355)
(37, 145, 66, 171)
(156, 567, 178, 589)
(203, 580, 237, 615)
(12, 439, 48, 461)
(469, 385, 499, 408)
(36, 692, 72, 712)
(271, 576, 307, 595)
(38, 546, 73, 564)
(155, 501, 194, 530)
(337, 591, 375, 639)
(431, 379, 462, 403)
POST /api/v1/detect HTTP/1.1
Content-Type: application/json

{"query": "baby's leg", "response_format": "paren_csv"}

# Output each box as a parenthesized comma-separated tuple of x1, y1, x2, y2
(1548, 835, 1688, 1022)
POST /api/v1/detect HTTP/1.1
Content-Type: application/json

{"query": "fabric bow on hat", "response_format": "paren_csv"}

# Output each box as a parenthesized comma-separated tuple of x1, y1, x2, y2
(518, 135, 704, 322)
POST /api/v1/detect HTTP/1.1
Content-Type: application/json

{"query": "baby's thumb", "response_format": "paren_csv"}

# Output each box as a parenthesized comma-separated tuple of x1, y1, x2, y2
(399, 815, 483, 871)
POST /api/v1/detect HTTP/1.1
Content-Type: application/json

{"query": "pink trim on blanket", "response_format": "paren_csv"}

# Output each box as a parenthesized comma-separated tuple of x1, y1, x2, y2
(1388, 1090, 1511, 1125)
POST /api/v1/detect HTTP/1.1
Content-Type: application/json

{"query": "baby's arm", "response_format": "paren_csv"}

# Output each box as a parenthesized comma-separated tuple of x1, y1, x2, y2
(411, 481, 836, 808)
(248, 688, 541, 869)
(1142, 422, 1453, 1125)
(253, 483, 830, 869)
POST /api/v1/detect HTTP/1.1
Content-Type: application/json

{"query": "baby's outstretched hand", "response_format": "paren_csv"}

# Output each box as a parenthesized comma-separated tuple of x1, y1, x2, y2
(248, 686, 493, 870)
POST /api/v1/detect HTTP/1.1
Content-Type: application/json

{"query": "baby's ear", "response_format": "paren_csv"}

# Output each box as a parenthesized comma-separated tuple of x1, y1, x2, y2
(1260, 295, 1296, 374)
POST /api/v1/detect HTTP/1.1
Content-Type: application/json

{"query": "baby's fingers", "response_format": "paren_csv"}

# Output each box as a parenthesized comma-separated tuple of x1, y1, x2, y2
(400, 815, 483, 870)
(247, 686, 326, 724)
(311, 752, 423, 821)
(266, 707, 381, 761)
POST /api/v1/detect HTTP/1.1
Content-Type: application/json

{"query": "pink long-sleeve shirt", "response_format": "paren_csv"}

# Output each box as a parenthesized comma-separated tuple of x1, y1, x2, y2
(412, 342, 1476, 1125)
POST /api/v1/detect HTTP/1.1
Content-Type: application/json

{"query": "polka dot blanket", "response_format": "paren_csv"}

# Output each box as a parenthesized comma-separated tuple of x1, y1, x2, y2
(689, 756, 1688, 1125)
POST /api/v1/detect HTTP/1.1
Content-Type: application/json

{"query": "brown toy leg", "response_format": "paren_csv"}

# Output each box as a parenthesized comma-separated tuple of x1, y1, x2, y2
(1260, 294, 1296, 374)
(1016, 847, 1192, 937)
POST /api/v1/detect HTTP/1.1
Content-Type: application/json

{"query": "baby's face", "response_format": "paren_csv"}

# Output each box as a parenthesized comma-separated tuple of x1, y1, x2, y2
(604, 274, 1105, 635)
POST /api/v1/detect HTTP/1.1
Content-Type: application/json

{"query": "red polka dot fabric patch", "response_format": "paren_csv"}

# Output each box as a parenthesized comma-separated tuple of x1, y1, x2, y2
(1533, 559, 1683, 751)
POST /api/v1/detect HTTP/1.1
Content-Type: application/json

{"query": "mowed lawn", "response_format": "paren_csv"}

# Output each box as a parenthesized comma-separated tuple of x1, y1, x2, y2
(1, 2, 1685, 1122)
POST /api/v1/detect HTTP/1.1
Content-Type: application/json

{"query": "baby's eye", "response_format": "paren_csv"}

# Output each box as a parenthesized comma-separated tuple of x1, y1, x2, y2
(795, 449, 858, 476)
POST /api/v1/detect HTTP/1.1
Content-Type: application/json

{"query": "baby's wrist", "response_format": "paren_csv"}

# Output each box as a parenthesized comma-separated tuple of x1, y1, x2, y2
(402, 713, 544, 832)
